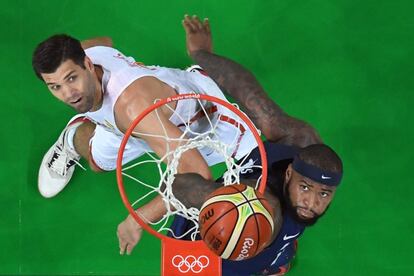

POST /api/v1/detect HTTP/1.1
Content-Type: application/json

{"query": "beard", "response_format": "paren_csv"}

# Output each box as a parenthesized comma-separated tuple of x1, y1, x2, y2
(75, 93, 94, 113)
(283, 181, 330, 227)
(76, 72, 99, 113)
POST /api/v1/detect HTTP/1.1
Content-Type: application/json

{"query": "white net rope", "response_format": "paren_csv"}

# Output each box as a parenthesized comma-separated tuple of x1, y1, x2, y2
(121, 96, 263, 240)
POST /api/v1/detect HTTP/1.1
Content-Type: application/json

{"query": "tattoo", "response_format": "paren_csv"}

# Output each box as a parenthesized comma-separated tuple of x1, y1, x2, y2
(191, 50, 322, 147)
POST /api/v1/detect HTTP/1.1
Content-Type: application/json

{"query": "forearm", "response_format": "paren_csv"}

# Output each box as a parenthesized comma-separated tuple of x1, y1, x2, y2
(191, 50, 322, 146)
(190, 50, 277, 121)
(191, 50, 288, 137)
(177, 149, 212, 180)
(81, 36, 113, 49)
(135, 195, 167, 223)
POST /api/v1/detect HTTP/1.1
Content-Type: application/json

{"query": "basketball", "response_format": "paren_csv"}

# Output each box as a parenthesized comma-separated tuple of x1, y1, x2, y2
(199, 184, 275, 261)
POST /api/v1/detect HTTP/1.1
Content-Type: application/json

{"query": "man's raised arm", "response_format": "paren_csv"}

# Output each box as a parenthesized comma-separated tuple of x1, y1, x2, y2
(182, 15, 321, 147)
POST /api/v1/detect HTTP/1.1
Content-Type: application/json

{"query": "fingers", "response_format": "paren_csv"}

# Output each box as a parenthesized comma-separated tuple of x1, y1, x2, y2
(118, 230, 137, 256)
(203, 18, 211, 34)
(119, 241, 135, 255)
(183, 14, 209, 33)
(119, 238, 127, 255)
(126, 243, 134, 255)
(117, 219, 143, 256)
(182, 19, 190, 33)
(119, 243, 126, 255)
(183, 14, 196, 33)
(118, 237, 136, 255)
(192, 15, 203, 29)
(118, 229, 127, 255)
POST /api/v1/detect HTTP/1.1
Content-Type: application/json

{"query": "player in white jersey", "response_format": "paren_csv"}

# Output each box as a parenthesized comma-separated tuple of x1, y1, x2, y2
(32, 35, 257, 246)
(83, 45, 255, 170)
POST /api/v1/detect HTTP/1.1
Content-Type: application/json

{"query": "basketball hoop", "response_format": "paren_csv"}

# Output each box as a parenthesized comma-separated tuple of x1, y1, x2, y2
(117, 93, 268, 275)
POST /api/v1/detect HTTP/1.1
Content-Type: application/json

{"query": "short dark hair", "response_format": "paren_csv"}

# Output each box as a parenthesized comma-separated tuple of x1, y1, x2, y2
(297, 144, 343, 174)
(32, 34, 86, 80)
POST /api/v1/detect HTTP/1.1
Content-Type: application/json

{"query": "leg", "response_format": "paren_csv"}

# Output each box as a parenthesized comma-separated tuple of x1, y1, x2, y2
(38, 115, 94, 198)
(64, 116, 105, 173)
(70, 119, 135, 173)
(71, 120, 105, 172)
(73, 120, 95, 160)
(87, 124, 147, 172)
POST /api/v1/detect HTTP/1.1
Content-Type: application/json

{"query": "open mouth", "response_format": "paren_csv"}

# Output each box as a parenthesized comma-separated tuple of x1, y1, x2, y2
(71, 97, 82, 104)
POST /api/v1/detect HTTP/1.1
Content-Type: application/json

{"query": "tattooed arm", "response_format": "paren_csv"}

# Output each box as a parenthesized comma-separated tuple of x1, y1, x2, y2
(182, 15, 322, 147)
(190, 50, 321, 147)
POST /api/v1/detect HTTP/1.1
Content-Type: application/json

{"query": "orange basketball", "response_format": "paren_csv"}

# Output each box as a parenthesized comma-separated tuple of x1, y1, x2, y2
(199, 184, 274, 261)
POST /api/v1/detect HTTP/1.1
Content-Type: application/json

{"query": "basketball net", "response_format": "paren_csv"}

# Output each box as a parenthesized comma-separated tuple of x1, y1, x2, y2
(117, 93, 267, 275)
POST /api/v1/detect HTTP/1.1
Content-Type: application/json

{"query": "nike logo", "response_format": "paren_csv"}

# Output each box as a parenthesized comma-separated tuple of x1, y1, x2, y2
(283, 232, 300, 241)
(321, 174, 331, 179)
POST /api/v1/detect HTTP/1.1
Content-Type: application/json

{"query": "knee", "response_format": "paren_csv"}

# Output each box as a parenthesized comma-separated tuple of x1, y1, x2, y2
(89, 162, 105, 172)
(88, 154, 106, 173)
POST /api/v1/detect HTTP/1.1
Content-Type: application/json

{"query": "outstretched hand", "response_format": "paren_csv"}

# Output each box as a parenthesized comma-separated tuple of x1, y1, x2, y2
(182, 15, 212, 57)
(117, 214, 143, 255)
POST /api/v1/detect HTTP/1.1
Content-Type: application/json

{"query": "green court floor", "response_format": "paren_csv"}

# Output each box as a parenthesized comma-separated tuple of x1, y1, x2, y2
(1, 0, 413, 275)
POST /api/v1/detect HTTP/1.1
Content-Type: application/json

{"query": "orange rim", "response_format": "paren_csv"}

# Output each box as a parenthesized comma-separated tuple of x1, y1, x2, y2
(116, 93, 268, 241)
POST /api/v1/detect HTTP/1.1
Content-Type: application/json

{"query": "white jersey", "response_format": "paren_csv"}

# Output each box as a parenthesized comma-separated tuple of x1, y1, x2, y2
(84, 46, 257, 167)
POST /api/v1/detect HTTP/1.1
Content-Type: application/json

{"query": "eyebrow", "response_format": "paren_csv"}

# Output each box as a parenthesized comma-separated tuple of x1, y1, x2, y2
(302, 179, 334, 193)
(46, 70, 76, 85)
(302, 179, 312, 186)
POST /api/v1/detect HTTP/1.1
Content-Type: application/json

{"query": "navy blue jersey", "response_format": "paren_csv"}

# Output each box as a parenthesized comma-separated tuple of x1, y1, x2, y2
(222, 142, 305, 275)
(170, 142, 306, 275)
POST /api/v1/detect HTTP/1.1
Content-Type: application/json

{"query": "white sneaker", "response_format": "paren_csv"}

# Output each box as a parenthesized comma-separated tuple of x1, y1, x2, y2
(38, 115, 87, 198)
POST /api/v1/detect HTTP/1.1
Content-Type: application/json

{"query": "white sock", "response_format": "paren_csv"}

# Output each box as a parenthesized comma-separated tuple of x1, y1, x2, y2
(66, 125, 79, 154)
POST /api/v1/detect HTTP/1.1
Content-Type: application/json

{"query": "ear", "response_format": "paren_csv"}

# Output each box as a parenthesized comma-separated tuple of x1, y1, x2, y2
(285, 164, 293, 182)
(84, 56, 94, 72)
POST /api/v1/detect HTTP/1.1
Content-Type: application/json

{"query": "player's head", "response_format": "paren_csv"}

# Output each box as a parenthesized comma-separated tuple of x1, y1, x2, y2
(32, 34, 98, 113)
(283, 144, 343, 226)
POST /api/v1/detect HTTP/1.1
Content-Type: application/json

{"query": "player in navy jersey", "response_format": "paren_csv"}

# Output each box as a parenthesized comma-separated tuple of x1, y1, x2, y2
(171, 143, 342, 275)
(117, 15, 343, 275)
(178, 15, 343, 275)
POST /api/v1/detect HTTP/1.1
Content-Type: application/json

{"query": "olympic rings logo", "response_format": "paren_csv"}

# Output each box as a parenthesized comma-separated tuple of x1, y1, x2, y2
(171, 255, 210, 273)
